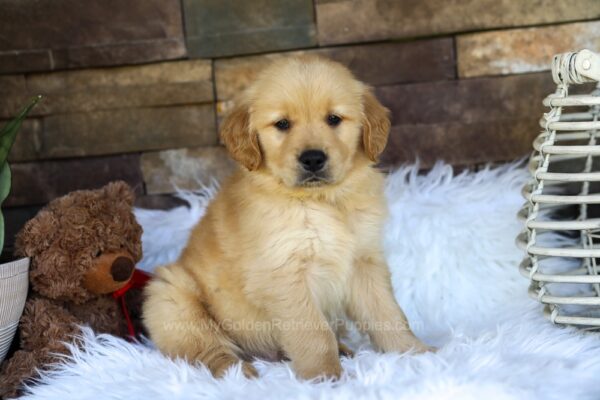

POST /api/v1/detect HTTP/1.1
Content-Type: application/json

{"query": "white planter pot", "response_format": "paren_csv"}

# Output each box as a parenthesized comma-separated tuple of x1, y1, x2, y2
(0, 257, 29, 363)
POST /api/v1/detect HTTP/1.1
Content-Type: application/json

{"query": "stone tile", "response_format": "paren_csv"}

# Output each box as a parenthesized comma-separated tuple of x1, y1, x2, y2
(375, 73, 554, 126)
(0, 50, 54, 75)
(1, 59, 217, 162)
(37, 105, 217, 160)
(316, 0, 600, 45)
(322, 39, 455, 86)
(0, 76, 29, 119)
(0, 0, 185, 74)
(457, 20, 600, 78)
(5, 105, 217, 162)
(0, 75, 26, 92)
(183, 0, 316, 58)
(0, 60, 213, 119)
(141, 146, 237, 194)
(9, 119, 43, 163)
(380, 119, 539, 169)
(8, 154, 144, 207)
(376, 73, 556, 168)
(26, 60, 212, 92)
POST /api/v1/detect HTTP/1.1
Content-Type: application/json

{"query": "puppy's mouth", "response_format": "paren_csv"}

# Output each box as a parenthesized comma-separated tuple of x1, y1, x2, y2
(297, 172, 331, 187)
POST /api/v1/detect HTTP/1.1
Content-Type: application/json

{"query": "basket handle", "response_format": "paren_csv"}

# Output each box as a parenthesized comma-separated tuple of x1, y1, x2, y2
(552, 49, 600, 85)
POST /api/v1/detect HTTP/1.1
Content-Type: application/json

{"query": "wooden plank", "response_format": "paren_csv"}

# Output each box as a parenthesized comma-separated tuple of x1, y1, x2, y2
(215, 38, 455, 102)
(316, 0, 600, 46)
(0, 60, 213, 119)
(376, 73, 557, 168)
(141, 146, 236, 194)
(183, 0, 316, 58)
(6, 105, 217, 162)
(7, 155, 144, 207)
(457, 20, 600, 78)
(0, 0, 185, 73)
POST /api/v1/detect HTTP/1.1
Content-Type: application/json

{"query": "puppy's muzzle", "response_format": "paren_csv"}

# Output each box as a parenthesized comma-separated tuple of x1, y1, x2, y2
(299, 149, 327, 173)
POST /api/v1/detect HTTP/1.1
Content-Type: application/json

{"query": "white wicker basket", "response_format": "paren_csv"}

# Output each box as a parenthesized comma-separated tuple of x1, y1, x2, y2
(0, 257, 29, 362)
(518, 49, 600, 327)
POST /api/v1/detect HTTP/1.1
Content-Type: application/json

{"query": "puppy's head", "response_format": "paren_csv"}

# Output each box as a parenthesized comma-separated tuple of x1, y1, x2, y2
(220, 56, 390, 188)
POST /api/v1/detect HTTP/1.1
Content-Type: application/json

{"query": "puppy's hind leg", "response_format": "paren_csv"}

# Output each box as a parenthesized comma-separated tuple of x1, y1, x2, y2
(143, 265, 257, 378)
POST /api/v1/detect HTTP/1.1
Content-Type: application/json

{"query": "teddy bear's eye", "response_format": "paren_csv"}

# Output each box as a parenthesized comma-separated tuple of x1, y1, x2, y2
(95, 250, 102, 257)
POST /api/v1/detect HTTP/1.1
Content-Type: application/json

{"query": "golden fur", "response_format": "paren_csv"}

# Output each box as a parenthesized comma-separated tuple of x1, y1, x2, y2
(143, 56, 429, 380)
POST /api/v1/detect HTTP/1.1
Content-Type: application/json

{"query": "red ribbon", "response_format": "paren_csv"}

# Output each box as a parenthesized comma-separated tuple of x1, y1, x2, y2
(112, 269, 152, 339)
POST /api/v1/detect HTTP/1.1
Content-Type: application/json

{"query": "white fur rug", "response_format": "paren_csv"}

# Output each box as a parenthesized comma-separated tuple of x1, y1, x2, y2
(19, 163, 600, 400)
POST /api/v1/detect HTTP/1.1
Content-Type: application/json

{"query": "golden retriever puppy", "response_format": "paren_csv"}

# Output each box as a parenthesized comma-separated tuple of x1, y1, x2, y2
(143, 56, 429, 380)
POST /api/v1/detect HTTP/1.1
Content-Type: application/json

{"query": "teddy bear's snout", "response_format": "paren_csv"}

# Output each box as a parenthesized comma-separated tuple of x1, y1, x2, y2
(83, 251, 137, 294)
(111, 256, 135, 282)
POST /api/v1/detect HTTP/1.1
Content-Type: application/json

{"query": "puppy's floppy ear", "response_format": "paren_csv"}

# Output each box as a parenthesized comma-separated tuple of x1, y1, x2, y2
(220, 101, 262, 171)
(362, 89, 391, 162)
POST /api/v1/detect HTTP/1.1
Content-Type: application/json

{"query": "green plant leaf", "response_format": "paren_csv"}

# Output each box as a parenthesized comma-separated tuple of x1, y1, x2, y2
(0, 163, 11, 205)
(0, 95, 41, 255)
(0, 95, 42, 167)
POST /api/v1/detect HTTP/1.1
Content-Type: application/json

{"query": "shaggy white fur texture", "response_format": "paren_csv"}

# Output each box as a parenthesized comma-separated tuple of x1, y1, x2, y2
(19, 163, 600, 400)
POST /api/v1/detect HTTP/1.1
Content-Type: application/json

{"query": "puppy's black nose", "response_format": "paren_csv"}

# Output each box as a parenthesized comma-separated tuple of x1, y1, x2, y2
(299, 150, 327, 172)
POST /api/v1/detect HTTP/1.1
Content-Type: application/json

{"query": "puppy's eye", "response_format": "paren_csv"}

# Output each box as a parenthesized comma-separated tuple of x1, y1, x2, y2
(327, 114, 342, 127)
(274, 119, 291, 131)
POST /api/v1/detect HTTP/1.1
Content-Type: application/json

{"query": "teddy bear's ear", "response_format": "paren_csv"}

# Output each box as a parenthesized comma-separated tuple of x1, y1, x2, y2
(103, 181, 135, 206)
(15, 209, 59, 258)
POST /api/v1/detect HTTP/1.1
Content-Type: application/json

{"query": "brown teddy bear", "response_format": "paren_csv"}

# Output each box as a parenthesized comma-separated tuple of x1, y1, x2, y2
(0, 181, 144, 398)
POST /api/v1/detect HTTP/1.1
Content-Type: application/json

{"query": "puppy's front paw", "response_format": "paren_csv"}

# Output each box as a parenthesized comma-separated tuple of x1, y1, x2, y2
(410, 341, 436, 354)
(386, 335, 435, 354)
(296, 358, 342, 381)
(210, 356, 258, 379)
(423, 345, 437, 353)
